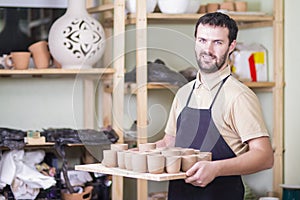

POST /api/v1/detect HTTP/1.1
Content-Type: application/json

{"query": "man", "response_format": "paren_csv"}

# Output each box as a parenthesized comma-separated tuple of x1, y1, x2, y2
(156, 12, 274, 199)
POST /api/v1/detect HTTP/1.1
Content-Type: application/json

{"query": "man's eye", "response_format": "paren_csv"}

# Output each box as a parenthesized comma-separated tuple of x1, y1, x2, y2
(215, 41, 222, 45)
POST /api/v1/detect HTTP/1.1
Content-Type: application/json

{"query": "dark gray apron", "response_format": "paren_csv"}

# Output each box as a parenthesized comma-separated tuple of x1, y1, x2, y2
(168, 76, 244, 200)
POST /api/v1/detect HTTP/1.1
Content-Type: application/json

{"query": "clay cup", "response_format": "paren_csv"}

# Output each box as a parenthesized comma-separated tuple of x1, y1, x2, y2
(111, 143, 128, 151)
(28, 41, 51, 69)
(165, 156, 181, 173)
(131, 152, 148, 173)
(147, 154, 165, 174)
(181, 155, 198, 172)
(138, 143, 156, 152)
(102, 150, 117, 167)
(5, 52, 31, 70)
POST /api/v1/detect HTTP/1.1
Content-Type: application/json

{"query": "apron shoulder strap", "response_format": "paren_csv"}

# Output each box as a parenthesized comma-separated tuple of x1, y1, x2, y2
(209, 75, 231, 109)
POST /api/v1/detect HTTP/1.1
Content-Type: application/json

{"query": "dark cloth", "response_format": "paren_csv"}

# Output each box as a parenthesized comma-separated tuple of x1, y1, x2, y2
(125, 59, 188, 87)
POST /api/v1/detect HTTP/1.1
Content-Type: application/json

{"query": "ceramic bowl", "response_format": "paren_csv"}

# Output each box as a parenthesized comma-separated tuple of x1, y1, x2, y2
(158, 0, 189, 14)
(185, 0, 202, 14)
(126, 0, 158, 14)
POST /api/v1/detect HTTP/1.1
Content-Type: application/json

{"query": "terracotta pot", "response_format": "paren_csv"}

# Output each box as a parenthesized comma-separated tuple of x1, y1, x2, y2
(61, 186, 93, 200)
(206, 3, 220, 13)
(235, 1, 248, 12)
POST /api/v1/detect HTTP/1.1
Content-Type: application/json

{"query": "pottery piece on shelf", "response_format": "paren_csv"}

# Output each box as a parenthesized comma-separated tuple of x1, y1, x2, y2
(126, 0, 158, 14)
(28, 41, 51, 69)
(185, 0, 202, 14)
(5, 52, 31, 70)
(158, 0, 189, 14)
(48, 0, 105, 69)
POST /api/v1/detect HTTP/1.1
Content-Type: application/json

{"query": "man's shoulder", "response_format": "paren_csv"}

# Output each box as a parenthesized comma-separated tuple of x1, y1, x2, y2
(176, 80, 195, 95)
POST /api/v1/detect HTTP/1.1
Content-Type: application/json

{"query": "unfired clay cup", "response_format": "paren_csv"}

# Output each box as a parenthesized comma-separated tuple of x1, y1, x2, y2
(197, 152, 212, 161)
(138, 143, 156, 152)
(181, 155, 198, 172)
(102, 149, 117, 167)
(235, 1, 248, 12)
(5, 52, 31, 70)
(28, 41, 51, 69)
(220, 2, 235, 11)
(124, 151, 134, 170)
(198, 5, 207, 13)
(147, 154, 165, 174)
(111, 143, 128, 151)
(181, 148, 195, 156)
(117, 151, 126, 169)
(161, 149, 181, 157)
(206, 3, 220, 13)
(132, 152, 148, 173)
(165, 156, 181, 173)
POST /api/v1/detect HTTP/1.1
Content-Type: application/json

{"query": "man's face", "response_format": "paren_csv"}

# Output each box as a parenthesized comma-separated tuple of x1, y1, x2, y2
(195, 24, 236, 73)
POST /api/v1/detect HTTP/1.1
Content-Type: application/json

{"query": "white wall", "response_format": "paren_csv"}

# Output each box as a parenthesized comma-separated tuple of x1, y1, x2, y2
(284, 1, 300, 186)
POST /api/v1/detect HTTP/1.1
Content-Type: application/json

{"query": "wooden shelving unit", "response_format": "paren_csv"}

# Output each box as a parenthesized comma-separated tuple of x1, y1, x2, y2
(0, 68, 115, 75)
(83, 0, 284, 199)
(125, 1, 283, 200)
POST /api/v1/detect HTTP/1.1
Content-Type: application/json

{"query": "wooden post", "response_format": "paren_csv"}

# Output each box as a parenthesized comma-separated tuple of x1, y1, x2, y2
(272, 0, 284, 197)
(112, 0, 125, 200)
(136, 0, 148, 199)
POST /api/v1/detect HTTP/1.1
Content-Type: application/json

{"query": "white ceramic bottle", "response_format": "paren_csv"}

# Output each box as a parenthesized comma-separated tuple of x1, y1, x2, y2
(48, 0, 105, 69)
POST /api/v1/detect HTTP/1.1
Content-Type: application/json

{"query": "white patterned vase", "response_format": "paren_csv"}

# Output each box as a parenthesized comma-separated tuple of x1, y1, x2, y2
(48, 0, 105, 69)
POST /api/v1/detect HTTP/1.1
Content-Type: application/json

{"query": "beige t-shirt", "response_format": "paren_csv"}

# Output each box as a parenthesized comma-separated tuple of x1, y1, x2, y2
(165, 67, 269, 156)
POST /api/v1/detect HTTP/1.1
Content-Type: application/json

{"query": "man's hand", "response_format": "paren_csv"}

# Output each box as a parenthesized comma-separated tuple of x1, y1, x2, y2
(184, 161, 218, 187)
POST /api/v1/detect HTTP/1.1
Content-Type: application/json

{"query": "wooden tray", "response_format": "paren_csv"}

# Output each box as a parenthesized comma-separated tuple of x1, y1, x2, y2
(75, 163, 186, 181)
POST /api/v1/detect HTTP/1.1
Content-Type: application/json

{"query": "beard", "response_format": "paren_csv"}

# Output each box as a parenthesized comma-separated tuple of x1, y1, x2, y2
(196, 49, 229, 74)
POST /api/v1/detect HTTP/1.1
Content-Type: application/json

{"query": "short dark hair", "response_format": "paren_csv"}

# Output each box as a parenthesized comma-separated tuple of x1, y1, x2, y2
(194, 12, 238, 45)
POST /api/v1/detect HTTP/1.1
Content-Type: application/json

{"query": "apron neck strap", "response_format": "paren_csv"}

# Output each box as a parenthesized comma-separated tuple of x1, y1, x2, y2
(185, 75, 231, 108)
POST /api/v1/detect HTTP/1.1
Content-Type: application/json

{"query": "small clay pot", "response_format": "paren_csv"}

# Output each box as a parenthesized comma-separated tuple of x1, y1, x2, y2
(181, 148, 195, 156)
(132, 152, 148, 173)
(206, 3, 220, 13)
(181, 155, 198, 172)
(138, 143, 156, 152)
(147, 154, 165, 174)
(220, 2, 235, 11)
(124, 151, 134, 170)
(197, 152, 212, 161)
(111, 143, 128, 151)
(117, 151, 126, 169)
(102, 150, 117, 167)
(161, 149, 181, 157)
(165, 156, 181, 173)
(198, 5, 207, 13)
(235, 1, 248, 12)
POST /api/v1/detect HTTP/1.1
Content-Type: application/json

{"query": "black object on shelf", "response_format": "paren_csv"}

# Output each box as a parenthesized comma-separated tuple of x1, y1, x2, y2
(0, 8, 34, 56)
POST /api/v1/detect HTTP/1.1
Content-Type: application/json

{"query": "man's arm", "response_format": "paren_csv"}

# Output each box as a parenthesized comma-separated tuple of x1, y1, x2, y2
(155, 134, 175, 148)
(185, 136, 274, 187)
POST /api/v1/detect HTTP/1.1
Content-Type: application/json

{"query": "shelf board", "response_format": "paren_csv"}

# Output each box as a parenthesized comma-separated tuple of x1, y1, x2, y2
(0, 68, 115, 76)
(243, 81, 275, 88)
(126, 12, 273, 25)
(87, 3, 114, 14)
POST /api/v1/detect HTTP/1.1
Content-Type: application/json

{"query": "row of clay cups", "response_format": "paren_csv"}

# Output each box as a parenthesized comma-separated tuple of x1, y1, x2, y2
(199, 1, 248, 13)
(4, 41, 61, 70)
(101, 143, 212, 174)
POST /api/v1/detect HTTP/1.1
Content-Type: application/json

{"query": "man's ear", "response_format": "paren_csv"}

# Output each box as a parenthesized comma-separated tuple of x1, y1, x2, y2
(229, 40, 237, 54)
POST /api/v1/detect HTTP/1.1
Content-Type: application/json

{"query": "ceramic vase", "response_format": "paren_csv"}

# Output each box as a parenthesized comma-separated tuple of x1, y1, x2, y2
(48, 0, 105, 69)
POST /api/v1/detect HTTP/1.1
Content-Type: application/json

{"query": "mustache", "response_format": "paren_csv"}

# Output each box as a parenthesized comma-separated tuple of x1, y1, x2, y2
(199, 52, 216, 59)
